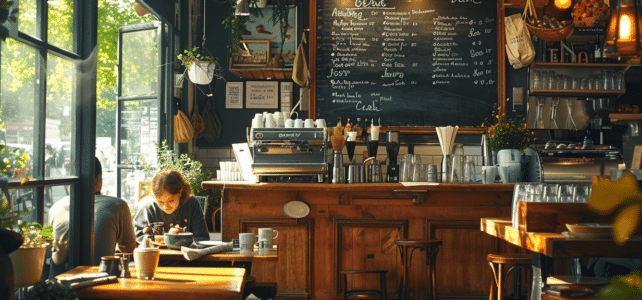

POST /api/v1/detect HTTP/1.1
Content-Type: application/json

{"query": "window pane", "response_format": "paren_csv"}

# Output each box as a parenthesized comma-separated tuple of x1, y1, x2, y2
(1, 39, 35, 177)
(120, 168, 154, 213)
(118, 99, 158, 165)
(121, 29, 158, 97)
(9, 188, 37, 224)
(44, 185, 70, 225)
(46, 54, 75, 177)
(18, 0, 36, 37)
(48, 0, 74, 52)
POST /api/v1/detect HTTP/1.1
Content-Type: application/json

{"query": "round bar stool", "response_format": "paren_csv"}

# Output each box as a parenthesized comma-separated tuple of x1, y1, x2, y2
(341, 270, 388, 300)
(395, 240, 442, 300)
(487, 253, 532, 300)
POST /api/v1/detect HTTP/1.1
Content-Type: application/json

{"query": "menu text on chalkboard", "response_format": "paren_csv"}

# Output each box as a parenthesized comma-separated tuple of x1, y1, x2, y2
(314, 0, 499, 127)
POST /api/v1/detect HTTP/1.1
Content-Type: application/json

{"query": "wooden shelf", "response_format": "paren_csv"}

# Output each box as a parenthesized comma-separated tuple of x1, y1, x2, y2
(228, 58, 293, 79)
(529, 89, 626, 97)
(609, 113, 642, 121)
(531, 62, 630, 70)
(228, 67, 293, 79)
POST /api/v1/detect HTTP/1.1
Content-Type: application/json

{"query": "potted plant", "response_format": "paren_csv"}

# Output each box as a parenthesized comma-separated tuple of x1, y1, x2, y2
(0, 119, 53, 288)
(0, 189, 53, 288)
(482, 100, 533, 182)
(140, 141, 221, 232)
(177, 47, 224, 85)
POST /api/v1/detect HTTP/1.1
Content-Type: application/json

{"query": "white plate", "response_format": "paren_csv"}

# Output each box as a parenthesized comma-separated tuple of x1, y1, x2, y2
(561, 231, 612, 239)
(283, 200, 310, 218)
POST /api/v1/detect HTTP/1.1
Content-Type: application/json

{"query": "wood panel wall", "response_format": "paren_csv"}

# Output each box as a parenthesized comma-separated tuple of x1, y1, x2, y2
(210, 183, 516, 300)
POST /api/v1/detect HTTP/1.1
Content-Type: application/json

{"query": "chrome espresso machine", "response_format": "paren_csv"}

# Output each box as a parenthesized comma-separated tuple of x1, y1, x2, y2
(248, 127, 327, 182)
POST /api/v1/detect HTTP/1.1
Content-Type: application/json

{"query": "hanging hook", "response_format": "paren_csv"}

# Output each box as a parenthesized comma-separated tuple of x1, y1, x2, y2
(202, 0, 207, 48)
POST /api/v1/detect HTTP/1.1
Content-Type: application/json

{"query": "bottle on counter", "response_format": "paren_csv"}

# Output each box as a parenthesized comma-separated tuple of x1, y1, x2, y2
(354, 118, 362, 140)
(593, 35, 602, 63)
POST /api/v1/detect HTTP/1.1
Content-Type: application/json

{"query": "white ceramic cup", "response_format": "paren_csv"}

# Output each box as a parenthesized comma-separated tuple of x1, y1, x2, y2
(258, 228, 278, 249)
(316, 119, 326, 128)
(251, 114, 264, 128)
(481, 166, 498, 184)
(304, 119, 315, 128)
(239, 233, 257, 254)
(498, 166, 510, 184)
(265, 113, 276, 128)
(294, 119, 304, 128)
(134, 248, 160, 279)
(285, 119, 294, 128)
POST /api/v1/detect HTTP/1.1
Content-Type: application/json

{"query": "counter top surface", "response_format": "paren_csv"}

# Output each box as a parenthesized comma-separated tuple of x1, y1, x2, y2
(202, 181, 515, 192)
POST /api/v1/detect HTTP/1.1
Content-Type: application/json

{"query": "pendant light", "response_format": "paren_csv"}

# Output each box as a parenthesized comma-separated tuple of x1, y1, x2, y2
(605, 0, 642, 57)
(235, 0, 250, 16)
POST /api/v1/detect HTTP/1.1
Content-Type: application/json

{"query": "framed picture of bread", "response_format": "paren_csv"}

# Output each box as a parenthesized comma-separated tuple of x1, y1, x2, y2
(231, 40, 270, 67)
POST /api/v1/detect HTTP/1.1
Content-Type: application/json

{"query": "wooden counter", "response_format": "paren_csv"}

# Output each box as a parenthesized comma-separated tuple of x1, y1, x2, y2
(203, 181, 516, 300)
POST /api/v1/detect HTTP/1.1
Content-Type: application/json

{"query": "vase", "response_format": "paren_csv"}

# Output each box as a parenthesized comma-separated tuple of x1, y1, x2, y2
(9, 245, 48, 288)
(496, 149, 523, 183)
(187, 61, 215, 85)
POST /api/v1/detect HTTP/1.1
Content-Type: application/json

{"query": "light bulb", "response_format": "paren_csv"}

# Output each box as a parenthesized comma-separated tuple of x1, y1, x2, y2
(554, 0, 572, 10)
(620, 15, 632, 40)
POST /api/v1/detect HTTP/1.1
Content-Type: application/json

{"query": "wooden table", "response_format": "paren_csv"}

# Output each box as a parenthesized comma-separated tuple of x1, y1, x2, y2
(158, 248, 277, 263)
(481, 217, 642, 300)
(56, 266, 246, 300)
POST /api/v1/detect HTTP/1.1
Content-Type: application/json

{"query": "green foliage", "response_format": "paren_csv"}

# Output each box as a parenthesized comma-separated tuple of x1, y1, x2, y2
(223, 12, 249, 56)
(177, 47, 217, 69)
(139, 141, 220, 210)
(270, 0, 291, 52)
(25, 280, 78, 300)
(483, 106, 532, 152)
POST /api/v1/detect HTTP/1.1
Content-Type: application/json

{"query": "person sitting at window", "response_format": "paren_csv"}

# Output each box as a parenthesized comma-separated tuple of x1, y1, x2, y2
(48, 157, 137, 277)
(132, 170, 209, 243)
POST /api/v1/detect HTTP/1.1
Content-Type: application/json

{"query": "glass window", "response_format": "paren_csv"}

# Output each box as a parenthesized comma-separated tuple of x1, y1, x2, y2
(18, 0, 36, 38)
(46, 53, 76, 177)
(1, 39, 36, 175)
(121, 29, 158, 97)
(48, 0, 74, 52)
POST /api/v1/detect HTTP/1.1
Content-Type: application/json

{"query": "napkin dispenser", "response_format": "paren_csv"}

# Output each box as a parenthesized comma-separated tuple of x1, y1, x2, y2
(248, 128, 327, 181)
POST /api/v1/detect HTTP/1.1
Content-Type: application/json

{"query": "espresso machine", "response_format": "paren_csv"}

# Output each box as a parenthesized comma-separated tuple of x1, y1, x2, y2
(248, 127, 327, 182)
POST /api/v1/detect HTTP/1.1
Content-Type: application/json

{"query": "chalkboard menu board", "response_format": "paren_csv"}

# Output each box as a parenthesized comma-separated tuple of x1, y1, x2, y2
(315, 0, 499, 127)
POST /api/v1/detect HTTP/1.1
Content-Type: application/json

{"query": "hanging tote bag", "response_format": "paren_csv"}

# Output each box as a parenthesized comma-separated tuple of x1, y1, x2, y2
(174, 109, 194, 143)
(505, 13, 536, 69)
(191, 101, 205, 137)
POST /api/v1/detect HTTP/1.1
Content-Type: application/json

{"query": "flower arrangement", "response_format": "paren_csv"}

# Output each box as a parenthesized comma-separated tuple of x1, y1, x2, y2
(482, 99, 533, 152)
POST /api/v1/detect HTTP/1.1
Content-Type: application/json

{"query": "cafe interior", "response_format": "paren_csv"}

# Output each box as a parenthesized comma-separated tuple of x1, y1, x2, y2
(2, 0, 642, 299)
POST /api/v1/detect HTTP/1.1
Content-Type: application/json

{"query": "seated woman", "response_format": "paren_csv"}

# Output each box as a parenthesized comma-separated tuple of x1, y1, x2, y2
(133, 170, 209, 243)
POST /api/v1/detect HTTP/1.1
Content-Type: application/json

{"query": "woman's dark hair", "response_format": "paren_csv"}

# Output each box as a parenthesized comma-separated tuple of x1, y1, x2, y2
(151, 170, 191, 203)
(94, 157, 102, 179)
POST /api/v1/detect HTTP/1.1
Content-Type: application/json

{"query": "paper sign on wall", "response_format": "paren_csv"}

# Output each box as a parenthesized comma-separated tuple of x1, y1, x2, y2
(246, 81, 278, 109)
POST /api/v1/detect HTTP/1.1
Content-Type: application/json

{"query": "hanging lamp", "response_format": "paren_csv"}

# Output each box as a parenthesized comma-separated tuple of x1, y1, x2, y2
(235, 0, 250, 16)
(605, 0, 642, 57)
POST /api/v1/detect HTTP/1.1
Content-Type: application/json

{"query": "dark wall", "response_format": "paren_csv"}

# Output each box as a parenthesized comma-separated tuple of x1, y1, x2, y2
(192, 1, 309, 148)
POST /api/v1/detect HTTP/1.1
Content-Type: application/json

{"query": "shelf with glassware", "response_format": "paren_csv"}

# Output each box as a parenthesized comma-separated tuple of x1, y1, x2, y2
(528, 62, 630, 97)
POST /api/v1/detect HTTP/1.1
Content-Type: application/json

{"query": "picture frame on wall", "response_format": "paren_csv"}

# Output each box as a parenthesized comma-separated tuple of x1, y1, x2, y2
(632, 145, 642, 169)
(244, 4, 300, 66)
(226, 82, 244, 109)
(231, 40, 270, 67)
(246, 81, 278, 109)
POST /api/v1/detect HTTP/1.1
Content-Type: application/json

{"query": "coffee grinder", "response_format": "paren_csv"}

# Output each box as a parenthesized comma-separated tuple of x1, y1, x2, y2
(366, 120, 382, 183)
(386, 131, 400, 182)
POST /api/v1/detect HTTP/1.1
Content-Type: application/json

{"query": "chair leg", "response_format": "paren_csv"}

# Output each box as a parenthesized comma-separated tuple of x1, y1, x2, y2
(343, 273, 348, 300)
(488, 262, 498, 300)
(497, 264, 504, 300)
(380, 272, 388, 300)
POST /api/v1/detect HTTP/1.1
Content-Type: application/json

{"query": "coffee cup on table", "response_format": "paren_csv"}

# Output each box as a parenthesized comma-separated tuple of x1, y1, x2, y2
(239, 233, 258, 254)
(133, 248, 160, 280)
(258, 228, 278, 249)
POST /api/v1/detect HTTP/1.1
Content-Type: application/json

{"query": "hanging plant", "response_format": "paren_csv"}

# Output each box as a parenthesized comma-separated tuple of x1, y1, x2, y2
(177, 47, 224, 85)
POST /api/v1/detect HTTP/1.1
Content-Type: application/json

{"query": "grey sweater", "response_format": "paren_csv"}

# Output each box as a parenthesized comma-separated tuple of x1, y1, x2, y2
(132, 195, 209, 243)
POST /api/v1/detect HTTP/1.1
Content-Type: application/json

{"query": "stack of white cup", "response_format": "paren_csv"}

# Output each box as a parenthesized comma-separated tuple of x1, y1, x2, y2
(217, 161, 242, 181)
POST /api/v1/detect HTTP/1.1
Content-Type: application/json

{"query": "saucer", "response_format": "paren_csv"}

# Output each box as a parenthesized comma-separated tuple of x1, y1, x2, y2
(561, 231, 612, 239)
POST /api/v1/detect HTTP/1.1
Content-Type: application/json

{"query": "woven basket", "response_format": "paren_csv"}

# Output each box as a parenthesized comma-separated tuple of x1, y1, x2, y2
(525, 22, 575, 42)
(522, 0, 574, 43)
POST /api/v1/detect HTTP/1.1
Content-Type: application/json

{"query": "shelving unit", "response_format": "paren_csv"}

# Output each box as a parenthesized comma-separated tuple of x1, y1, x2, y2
(228, 58, 293, 79)
(528, 62, 630, 96)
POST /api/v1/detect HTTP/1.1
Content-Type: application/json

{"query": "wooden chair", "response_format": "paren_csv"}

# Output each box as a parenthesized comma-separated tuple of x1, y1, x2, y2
(487, 253, 532, 300)
(341, 270, 388, 300)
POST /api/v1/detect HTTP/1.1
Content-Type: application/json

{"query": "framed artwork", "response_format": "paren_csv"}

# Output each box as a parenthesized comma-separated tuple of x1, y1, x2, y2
(232, 40, 270, 67)
(243, 4, 299, 66)
(226, 82, 244, 109)
(246, 81, 278, 109)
